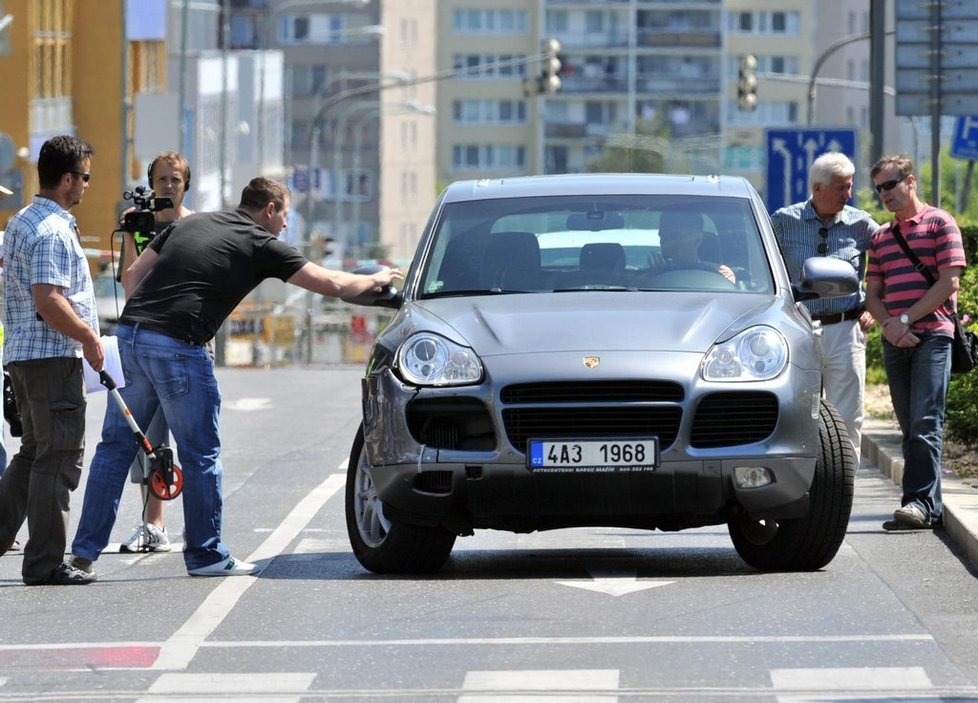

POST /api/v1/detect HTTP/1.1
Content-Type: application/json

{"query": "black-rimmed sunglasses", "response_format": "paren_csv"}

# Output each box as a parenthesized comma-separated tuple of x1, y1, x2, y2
(874, 175, 905, 194)
(71, 171, 91, 183)
(817, 227, 829, 255)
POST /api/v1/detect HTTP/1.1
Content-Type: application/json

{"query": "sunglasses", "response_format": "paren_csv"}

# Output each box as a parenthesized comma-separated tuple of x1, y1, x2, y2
(71, 171, 91, 183)
(873, 175, 905, 194)
(817, 227, 829, 255)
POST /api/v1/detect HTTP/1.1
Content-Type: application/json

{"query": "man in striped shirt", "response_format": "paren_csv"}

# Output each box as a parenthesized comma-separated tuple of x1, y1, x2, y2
(865, 155, 967, 531)
(772, 152, 878, 455)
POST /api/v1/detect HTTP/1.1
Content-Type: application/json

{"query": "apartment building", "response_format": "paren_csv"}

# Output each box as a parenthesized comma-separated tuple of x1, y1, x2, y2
(0, 0, 169, 257)
(436, 0, 906, 203)
(228, 0, 436, 262)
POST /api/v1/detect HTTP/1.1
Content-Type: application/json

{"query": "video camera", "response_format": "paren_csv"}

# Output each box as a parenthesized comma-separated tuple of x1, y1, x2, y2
(122, 186, 174, 235)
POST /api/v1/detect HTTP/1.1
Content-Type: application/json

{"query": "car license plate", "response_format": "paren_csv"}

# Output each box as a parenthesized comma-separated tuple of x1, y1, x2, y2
(527, 439, 659, 473)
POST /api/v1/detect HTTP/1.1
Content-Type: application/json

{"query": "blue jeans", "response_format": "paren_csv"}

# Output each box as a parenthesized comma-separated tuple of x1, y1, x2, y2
(71, 323, 229, 570)
(882, 333, 952, 522)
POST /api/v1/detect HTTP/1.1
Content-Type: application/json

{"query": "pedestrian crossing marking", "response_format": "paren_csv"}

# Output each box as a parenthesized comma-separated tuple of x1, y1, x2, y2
(460, 669, 619, 702)
(144, 672, 314, 699)
(770, 666, 932, 690)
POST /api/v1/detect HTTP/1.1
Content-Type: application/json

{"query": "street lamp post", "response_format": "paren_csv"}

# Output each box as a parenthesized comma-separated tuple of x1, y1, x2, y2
(302, 71, 407, 364)
(348, 102, 435, 257)
(303, 70, 409, 253)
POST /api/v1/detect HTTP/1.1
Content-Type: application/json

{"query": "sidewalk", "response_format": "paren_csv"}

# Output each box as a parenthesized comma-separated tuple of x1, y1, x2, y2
(862, 418, 978, 571)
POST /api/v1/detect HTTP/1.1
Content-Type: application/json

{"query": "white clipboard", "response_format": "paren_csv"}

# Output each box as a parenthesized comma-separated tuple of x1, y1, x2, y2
(83, 335, 126, 393)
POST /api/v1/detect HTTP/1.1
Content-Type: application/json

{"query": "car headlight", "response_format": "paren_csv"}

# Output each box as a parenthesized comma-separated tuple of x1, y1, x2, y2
(396, 333, 483, 386)
(702, 326, 787, 381)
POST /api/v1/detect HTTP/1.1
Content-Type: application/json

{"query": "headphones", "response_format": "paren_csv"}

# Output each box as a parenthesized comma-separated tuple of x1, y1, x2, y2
(147, 158, 192, 192)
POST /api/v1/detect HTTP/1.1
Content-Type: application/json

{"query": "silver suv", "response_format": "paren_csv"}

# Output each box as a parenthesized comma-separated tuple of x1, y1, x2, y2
(344, 173, 859, 574)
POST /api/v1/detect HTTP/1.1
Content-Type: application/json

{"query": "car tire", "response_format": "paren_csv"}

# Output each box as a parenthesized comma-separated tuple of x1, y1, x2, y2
(727, 399, 856, 571)
(345, 424, 456, 574)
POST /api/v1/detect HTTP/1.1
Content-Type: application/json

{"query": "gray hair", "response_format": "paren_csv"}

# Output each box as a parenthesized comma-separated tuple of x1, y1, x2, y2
(809, 152, 855, 190)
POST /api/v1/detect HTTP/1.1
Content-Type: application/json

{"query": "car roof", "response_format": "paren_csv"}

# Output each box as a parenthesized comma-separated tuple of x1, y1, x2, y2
(440, 173, 758, 203)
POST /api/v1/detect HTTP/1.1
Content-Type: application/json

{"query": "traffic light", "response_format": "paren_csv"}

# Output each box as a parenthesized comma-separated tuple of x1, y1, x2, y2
(540, 37, 562, 95)
(737, 54, 758, 111)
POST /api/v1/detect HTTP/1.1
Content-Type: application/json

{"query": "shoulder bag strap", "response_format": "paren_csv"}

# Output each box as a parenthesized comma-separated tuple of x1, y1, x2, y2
(889, 224, 956, 315)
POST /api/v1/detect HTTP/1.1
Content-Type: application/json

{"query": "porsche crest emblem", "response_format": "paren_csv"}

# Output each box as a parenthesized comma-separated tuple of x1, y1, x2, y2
(583, 356, 600, 369)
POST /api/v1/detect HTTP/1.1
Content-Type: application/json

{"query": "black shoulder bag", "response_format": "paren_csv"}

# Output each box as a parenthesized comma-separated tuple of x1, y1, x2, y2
(889, 224, 977, 375)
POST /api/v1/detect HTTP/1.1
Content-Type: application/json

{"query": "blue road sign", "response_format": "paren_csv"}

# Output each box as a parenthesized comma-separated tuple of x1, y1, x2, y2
(950, 116, 978, 161)
(765, 128, 858, 213)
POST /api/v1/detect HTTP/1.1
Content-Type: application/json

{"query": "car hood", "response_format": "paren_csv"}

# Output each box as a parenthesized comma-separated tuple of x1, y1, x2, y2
(410, 292, 774, 356)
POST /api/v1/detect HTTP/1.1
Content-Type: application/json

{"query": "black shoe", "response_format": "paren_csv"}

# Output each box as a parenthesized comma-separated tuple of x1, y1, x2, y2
(25, 561, 97, 586)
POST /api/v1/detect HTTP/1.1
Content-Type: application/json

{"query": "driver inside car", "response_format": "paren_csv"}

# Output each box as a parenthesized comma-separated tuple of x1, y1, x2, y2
(655, 209, 736, 284)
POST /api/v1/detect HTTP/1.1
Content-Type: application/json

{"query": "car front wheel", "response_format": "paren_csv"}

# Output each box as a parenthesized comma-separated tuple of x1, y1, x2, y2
(727, 399, 856, 571)
(345, 424, 456, 574)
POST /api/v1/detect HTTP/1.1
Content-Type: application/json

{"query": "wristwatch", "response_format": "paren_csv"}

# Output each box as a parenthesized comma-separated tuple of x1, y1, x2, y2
(899, 313, 911, 325)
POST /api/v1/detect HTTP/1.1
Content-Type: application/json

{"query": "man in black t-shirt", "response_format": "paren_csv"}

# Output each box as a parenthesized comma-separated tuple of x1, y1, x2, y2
(69, 177, 400, 579)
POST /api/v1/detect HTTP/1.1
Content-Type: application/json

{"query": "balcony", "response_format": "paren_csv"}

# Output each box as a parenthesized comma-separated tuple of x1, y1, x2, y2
(558, 75, 631, 94)
(544, 122, 587, 138)
(637, 74, 721, 95)
(636, 29, 721, 48)
(556, 31, 631, 50)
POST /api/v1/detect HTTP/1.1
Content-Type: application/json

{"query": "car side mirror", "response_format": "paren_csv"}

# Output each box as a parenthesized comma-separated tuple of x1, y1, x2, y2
(341, 264, 403, 309)
(793, 256, 860, 302)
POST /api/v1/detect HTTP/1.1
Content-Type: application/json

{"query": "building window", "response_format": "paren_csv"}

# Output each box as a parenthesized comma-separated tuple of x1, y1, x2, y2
(453, 99, 527, 124)
(452, 53, 527, 78)
(727, 11, 799, 35)
(291, 66, 328, 96)
(726, 100, 799, 126)
(277, 13, 376, 45)
(452, 144, 526, 170)
(453, 9, 528, 33)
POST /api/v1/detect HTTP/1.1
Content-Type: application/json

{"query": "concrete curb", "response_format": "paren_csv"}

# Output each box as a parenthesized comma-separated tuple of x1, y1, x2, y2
(862, 418, 978, 571)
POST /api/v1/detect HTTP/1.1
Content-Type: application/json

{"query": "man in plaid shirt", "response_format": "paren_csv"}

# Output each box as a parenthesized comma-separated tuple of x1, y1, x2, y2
(0, 135, 104, 585)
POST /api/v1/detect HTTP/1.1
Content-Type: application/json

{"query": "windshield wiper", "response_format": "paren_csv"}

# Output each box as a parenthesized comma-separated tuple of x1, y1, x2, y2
(423, 288, 540, 299)
(553, 285, 631, 293)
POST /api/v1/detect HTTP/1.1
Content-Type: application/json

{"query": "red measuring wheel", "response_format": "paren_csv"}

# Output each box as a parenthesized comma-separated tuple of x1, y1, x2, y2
(149, 464, 184, 500)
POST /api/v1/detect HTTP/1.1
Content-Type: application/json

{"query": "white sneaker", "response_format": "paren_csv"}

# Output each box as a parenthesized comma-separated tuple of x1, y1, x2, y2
(119, 524, 172, 553)
(187, 556, 260, 577)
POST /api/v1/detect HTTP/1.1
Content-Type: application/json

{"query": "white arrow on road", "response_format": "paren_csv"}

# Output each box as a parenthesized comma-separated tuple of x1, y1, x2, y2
(556, 569, 674, 597)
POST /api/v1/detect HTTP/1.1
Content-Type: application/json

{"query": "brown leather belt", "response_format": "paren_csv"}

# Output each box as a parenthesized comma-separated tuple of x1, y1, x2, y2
(812, 306, 864, 325)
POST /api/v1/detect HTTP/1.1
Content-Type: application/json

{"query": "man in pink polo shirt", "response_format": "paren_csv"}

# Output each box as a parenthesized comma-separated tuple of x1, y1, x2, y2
(865, 155, 967, 531)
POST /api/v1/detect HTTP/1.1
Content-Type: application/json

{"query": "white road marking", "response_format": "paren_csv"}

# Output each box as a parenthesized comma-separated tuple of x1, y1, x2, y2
(293, 537, 350, 554)
(773, 666, 934, 703)
(0, 633, 934, 656)
(138, 672, 314, 703)
(772, 665, 932, 690)
(195, 634, 934, 648)
(460, 669, 619, 703)
(556, 569, 674, 596)
(151, 474, 345, 670)
(224, 398, 273, 411)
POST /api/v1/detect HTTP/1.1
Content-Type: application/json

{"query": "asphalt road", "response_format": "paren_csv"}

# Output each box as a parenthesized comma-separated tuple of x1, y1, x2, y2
(2, 366, 978, 702)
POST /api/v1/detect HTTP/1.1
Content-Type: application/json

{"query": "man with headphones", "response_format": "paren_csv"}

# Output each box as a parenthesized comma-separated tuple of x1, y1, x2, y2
(117, 151, 194, 553)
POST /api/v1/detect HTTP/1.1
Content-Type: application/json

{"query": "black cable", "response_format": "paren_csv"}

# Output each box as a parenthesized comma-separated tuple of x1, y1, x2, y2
(108, 227, 126, 323)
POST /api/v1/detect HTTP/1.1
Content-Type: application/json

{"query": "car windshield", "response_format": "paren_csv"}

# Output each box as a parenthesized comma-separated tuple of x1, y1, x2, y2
(419, 194, 773, 297)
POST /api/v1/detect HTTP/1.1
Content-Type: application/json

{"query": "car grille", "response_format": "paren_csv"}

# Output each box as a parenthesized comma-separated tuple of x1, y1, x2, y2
(690, 391, 779, 448)
(500, 381, 684, 452)
(501, 380, 683, 404)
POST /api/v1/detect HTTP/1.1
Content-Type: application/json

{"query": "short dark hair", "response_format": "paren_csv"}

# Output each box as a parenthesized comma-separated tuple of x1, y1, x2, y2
(239, 177, 289, 212)
(37, 135, 95, 189)
(870, 154, 914, 181)
(147, 151, 192, 191)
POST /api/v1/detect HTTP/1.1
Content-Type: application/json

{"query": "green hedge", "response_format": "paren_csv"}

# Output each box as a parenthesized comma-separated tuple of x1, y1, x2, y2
(865, 223, 978, 444)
